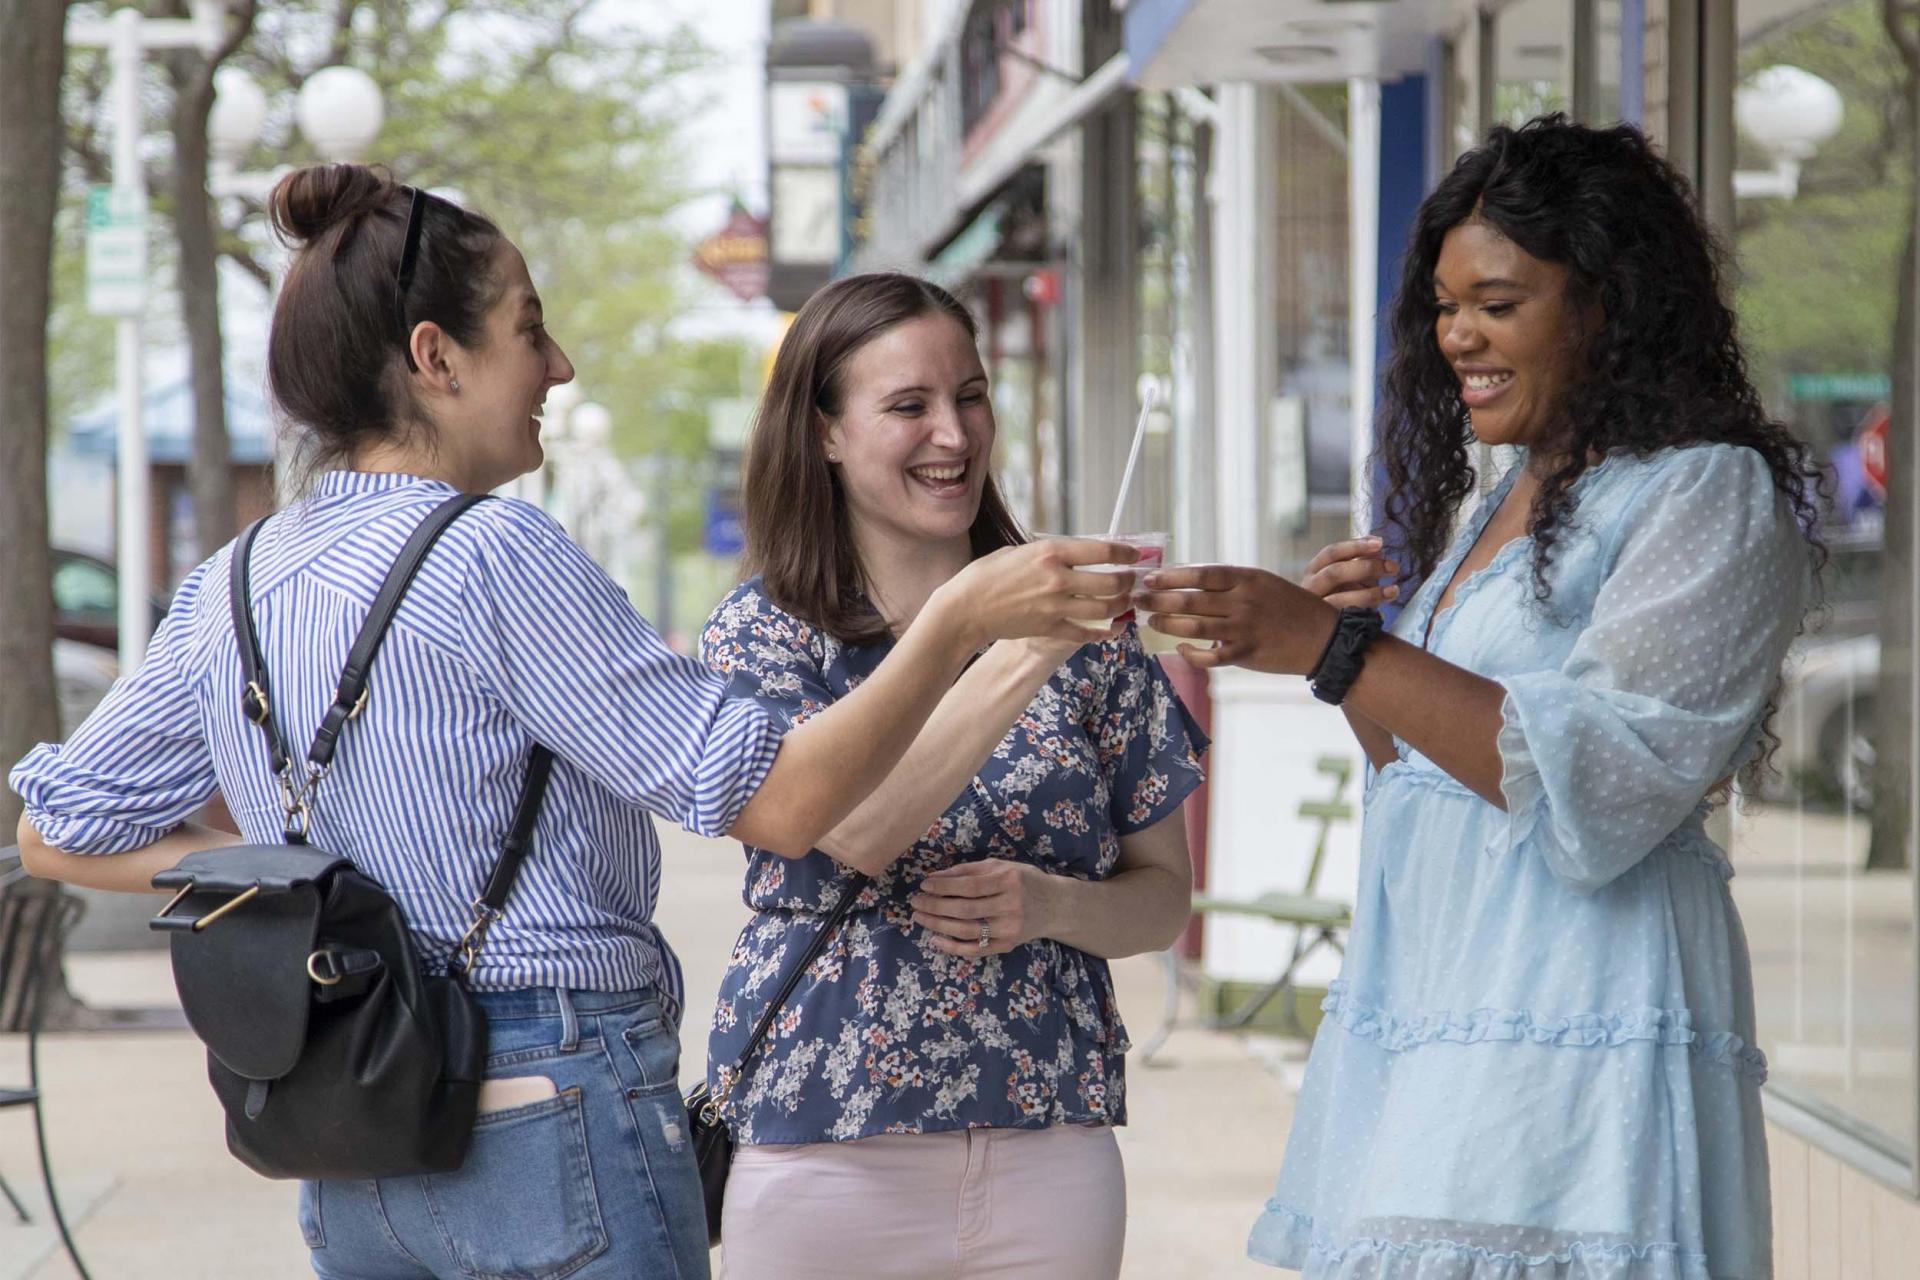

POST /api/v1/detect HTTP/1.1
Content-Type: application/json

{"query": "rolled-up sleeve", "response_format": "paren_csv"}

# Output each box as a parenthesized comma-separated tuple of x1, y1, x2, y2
(1496, 445, 1810, 891)
(457, 505, 781, 838)
(10, 565, 219, 853)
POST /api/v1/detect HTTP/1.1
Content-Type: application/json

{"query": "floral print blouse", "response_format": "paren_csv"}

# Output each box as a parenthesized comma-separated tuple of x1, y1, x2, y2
(700, 578, 1209, 1144)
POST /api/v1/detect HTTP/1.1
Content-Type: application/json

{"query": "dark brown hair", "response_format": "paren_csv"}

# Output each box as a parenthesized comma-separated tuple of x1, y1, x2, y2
(742, 272, 1025, 645)
(265, 163, 505, 483)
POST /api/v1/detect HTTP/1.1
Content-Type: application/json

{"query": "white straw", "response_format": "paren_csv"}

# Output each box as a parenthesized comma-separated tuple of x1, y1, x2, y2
(1106, 385, 1157, 539)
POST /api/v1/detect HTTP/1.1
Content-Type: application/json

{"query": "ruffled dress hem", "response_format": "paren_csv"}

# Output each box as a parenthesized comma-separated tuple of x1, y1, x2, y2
(1248, 1204, 1718, 1280)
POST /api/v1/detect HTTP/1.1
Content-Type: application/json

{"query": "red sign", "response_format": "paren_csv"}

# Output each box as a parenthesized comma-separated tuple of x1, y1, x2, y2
(1858, 402, 1889, 500)
(692, 204, 770, 303)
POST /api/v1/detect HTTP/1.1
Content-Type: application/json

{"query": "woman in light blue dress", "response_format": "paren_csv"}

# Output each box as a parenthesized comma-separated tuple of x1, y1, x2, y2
(1137, 117, 1824, 1277)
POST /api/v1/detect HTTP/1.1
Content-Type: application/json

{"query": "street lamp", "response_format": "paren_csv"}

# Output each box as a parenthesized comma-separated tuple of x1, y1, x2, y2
(210, 65, 386, 199)
(67, 3, 227, 672)
(1734, 65, 1845, 201)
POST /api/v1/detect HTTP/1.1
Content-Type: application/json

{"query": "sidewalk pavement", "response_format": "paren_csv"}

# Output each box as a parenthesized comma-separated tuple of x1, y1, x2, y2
(5, 826, 1296, 1279)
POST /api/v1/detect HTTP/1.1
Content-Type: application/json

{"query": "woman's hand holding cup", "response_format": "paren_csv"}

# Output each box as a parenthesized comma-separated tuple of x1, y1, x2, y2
(1135, 565, 1338, 674)
(932, 538, 1138, 649)
(1302, 537, 1399, 609)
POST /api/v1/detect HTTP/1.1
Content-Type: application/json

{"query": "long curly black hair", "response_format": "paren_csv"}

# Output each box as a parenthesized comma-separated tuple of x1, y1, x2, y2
(1379, 115, 1825, 597)
(1378, 115, 1826, 790)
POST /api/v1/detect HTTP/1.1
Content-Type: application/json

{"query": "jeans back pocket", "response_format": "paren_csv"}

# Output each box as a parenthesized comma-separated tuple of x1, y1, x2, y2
(421, 1087, 609, 1280)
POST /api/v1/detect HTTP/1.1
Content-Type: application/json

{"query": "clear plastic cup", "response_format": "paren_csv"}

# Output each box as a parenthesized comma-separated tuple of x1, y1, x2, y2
(1074, 532, 1168, 630)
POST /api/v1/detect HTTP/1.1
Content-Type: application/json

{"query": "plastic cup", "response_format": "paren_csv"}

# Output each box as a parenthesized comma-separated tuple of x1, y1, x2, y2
(1074, 532, 1168, 630)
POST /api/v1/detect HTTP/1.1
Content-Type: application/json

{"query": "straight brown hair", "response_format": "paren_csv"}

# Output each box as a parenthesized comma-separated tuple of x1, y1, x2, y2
(741, 272, 1026, 645)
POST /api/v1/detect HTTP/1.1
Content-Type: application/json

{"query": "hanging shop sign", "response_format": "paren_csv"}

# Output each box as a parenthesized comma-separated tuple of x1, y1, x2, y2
(692, 204, 771, 303)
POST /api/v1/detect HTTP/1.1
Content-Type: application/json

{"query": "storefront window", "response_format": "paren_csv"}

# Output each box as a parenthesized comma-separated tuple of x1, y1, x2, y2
(1262, 83, 1352, 577)
(1726, 0, 1918, 1167)
(1494, 0, 1573, 125)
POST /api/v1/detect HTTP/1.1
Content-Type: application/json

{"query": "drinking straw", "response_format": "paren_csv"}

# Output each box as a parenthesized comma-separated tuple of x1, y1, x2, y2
(1106, 384, 1158, 539)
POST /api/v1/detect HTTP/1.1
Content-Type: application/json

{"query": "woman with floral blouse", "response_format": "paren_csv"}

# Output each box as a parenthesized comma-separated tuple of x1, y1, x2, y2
(700, 272, 1208, 1279)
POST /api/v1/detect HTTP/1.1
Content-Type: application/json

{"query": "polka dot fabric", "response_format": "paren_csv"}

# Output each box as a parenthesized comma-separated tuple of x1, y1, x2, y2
(1249, 445, 1807, 1279)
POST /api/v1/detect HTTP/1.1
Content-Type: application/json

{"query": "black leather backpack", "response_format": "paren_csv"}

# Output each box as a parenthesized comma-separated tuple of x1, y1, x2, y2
(151, 494, 552, 1180)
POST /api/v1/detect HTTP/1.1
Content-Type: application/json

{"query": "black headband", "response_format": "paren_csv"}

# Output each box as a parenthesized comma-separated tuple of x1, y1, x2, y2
(393, 185, 429, 372)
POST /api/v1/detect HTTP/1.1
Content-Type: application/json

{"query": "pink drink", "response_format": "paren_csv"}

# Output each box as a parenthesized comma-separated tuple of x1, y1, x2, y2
(1078, 532, 1168, 628)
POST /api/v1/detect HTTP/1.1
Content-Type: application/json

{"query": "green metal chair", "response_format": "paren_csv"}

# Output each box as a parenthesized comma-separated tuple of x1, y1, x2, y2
(0, 849, 92, 1279)
(1138, 755, 1354, 1065)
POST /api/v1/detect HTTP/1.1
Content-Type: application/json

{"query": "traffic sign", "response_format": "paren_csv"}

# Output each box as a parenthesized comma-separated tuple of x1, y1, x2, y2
(1857, 403, 1889, 500)
(86, 185, 148, 316)
(704, 488, 746, 557)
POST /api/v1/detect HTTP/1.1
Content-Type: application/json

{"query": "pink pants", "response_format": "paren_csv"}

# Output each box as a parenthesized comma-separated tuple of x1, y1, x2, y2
(719, 1124, 1127, 1280)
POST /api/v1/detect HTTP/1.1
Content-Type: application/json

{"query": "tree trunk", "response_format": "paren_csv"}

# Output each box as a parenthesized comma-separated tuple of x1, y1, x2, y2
(170, 51, 237, 565)
(0, 0, 69, 829)
(0, 0, 81, 1029)
(1868, 219, 1915, 871)
(1867, 22, 1919, 872)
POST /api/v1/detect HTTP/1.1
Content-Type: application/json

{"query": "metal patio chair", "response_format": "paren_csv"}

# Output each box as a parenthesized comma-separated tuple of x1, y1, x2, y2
(1138, 756, 1354, 1065)
(0, 848, 92, 1280)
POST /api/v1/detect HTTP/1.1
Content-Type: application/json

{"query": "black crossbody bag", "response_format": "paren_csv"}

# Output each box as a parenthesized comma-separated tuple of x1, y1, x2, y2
(685, 874, 865, 1243)
(150, 494, 554, 1180)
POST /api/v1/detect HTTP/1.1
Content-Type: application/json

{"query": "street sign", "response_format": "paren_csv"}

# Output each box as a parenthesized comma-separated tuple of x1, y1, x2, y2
(704, 488, 746, 557)
(85, 185, 148, 316)
(1857, 402, 1890, 500)
(1789, 372, 1890, 403)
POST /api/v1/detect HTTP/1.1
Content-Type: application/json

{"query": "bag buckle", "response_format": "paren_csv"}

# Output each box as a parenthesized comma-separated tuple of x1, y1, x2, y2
(242, 680, 272, 726)
(307, 949, 346, 986)
(154, 879, 261, 932)
(453, 900, 503, 974)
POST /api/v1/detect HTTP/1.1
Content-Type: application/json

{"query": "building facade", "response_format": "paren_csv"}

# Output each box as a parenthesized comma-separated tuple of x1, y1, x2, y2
(795, 0, 1920, 1264)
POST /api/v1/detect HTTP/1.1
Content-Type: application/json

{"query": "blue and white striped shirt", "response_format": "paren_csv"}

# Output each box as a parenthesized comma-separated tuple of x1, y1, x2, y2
(10, 470, 781, 1004)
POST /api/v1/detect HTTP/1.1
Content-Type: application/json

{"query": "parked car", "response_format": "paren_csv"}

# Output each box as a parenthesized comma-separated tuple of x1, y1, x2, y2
(53, 546, 165, 651)
(54, 636, 119, 738)
(1770, 631, 1877, 812)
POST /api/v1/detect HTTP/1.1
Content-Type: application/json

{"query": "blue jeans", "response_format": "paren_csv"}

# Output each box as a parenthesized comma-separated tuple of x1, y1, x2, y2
(301, 988, 710, 1280)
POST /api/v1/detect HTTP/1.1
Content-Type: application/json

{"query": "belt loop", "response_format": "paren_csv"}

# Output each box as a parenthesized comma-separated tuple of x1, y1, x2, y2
(557, 987, 579, 1052)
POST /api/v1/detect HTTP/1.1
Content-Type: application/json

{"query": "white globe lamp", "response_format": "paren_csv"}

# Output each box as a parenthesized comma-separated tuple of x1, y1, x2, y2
(296, 66, 386, 163)
(209, 67, 268, 167)
(1736, 65, 1844, 160)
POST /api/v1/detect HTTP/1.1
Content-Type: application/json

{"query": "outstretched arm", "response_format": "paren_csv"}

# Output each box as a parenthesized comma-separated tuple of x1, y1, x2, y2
(812, 638, 1089, 877)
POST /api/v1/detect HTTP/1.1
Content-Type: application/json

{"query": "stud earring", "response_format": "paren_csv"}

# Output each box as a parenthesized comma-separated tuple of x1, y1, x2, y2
(449, 378, 461, 392)
(826, 452, 838, 462)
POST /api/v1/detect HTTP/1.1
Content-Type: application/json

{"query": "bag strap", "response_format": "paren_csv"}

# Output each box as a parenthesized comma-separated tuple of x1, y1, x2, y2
(308, 493, 487, 769)
(231, 514, 293, 779)
(229, 492, 554, 975)
(721, 874, 866, 1099)
(449, 743, 554, 977)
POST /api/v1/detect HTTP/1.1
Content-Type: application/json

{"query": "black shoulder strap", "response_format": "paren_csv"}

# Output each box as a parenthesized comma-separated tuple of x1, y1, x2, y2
(231, 515, 291, 778)
(231, 493, 555, 954)
(731, 875, 866, 1078)
(307, 493, 486, 767)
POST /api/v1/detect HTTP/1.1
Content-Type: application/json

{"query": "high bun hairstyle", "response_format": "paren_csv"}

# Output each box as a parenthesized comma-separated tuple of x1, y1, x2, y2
(265, 163, 505, 482)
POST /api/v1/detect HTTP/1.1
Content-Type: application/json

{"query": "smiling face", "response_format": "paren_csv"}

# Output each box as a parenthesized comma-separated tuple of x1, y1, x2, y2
(1432, 219, 1590, 450)
(822, 310, 994, 555)
(439, 241, 574, 491)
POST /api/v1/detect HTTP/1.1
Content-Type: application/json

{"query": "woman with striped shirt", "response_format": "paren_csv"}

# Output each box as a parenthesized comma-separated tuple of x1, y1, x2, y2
(8, 165, 1135, 1280)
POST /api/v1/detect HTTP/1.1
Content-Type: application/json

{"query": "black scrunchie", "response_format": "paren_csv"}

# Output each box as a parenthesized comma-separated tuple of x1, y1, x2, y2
(1307, 607, 1385, 705)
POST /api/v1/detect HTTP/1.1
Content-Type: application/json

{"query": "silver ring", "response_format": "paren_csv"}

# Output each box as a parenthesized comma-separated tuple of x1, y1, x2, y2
(978, 920, 992, 950)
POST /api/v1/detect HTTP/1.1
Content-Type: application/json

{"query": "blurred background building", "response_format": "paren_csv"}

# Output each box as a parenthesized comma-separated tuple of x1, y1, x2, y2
(771, 0, 1920, 1252)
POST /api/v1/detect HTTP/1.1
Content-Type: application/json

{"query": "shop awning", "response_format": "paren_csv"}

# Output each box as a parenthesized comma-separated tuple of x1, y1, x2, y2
(928, 201, 1009, 289)
(954, 52, 1132, 212)
(1124, 0, 1441, 91)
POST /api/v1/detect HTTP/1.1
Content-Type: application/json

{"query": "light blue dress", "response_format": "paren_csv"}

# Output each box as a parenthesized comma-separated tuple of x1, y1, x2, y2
(1249, 444, 1808, 1280)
